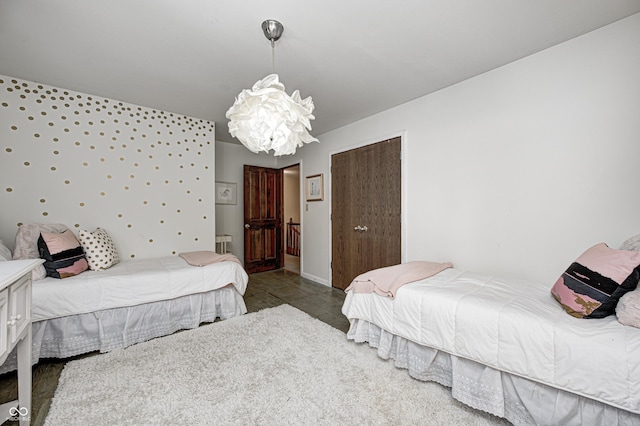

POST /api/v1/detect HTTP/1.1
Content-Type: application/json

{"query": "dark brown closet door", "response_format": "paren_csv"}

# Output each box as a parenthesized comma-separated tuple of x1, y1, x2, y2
(331, 137, 401, 290)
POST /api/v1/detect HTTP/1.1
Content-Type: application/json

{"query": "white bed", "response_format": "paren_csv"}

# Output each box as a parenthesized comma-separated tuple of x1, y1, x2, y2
(342, 268, 640, 426)
(0, 255, 248, 374)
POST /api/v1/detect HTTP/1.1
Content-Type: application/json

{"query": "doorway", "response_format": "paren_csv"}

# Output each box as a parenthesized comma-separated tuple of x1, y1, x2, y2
(283, 164, 301, 274)
(243, 163, 301, 274)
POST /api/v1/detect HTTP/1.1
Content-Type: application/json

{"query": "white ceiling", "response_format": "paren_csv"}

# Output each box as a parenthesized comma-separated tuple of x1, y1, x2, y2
(1, 1, 639, 143)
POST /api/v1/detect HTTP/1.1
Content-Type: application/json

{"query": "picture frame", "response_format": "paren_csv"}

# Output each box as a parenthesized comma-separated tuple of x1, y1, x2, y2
(305, 174, 324, 201)
(215, 181, 237, 205)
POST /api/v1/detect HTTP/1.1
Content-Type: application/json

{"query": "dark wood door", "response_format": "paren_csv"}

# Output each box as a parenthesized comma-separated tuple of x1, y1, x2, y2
(331, 137, 401, 290)
(244, 165, 283, 273)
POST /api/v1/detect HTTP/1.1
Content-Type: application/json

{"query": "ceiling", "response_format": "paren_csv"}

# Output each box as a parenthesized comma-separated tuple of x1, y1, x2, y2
(1, 1, 639, 144)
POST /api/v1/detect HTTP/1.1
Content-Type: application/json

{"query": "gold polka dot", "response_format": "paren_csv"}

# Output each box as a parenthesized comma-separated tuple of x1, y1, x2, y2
(79, 202, 85, 207)
(5, 148, 12, 153)
(40, 198, 46, 203)
(6, 188, 13, 192)
(65, 180, 70, 184)
(24, 162, 30, 166)
(42, 212, 48, 216)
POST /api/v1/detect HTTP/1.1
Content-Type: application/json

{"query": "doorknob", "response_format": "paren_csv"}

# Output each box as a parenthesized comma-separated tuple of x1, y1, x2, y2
(354, 225, 369, 232)
(244, 224, 251, 229)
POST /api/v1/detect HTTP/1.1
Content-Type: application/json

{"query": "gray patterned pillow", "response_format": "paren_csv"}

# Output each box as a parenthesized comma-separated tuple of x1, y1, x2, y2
(13, 223, 69, 280)
(620, 234, 640, 252)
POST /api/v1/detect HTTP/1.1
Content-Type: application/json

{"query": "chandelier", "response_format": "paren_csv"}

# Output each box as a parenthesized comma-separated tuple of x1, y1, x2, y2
(226, 20, 319, 156)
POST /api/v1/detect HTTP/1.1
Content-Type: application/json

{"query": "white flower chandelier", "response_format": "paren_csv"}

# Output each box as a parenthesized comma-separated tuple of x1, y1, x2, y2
(226, 20, 319, 156)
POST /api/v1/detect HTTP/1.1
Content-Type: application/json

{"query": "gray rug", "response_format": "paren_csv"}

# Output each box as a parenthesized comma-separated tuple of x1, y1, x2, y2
(45, 304, 507, 425)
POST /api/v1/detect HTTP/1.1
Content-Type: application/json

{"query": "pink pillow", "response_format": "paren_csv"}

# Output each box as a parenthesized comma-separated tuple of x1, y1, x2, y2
(551, 243, 640, 318)
(38, 229, 89, 279)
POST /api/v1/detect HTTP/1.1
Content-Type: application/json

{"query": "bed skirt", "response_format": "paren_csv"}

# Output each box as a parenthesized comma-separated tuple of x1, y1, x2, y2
(347, 318, 640, 426)
(0, 285, 246, 374)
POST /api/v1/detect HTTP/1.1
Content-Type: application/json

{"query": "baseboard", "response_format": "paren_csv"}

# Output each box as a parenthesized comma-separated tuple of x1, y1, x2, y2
(301, 272, 329, 287)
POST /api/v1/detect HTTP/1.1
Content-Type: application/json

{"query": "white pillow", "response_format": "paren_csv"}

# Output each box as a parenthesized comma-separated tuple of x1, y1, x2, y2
(78, 228, 119, 271)
(617, 290, 640, 328)
(13, 223, 69, 280)
(0, 239, 11, 261)
(620, 234, 640, 252)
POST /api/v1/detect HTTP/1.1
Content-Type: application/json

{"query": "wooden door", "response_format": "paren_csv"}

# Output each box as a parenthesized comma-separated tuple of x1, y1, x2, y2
(244, 165, 283, 273)
(331, 137, 401, 290)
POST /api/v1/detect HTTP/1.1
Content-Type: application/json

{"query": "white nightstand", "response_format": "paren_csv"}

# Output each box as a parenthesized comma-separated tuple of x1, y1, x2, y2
(0, 259, 44, 425)
(215, 235, 232, 254)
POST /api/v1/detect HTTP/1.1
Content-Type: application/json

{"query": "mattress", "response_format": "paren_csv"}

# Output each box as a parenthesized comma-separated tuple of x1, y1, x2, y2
(341, 268, 640, 415)
(32, 255, 248, 321)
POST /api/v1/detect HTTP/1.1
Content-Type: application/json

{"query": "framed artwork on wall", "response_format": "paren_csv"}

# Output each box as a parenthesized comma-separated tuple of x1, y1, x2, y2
(305, 174, 324, 201)
(215, 181, 237, 205)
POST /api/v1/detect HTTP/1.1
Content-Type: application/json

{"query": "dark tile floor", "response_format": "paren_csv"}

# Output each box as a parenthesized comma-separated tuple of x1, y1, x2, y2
(0, 269, 349, 425)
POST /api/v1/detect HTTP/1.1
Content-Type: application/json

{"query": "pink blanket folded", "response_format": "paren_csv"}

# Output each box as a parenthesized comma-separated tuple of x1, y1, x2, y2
(345, 261, 453, 298)
(179, 251, 242, 267)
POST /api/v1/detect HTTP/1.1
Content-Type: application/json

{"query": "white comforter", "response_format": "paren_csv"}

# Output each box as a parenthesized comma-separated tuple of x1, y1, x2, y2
(32, 256, 248, 322)
(342, 268, 640, 414)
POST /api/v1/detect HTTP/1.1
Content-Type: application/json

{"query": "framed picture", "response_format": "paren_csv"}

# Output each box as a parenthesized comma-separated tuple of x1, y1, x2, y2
(215, 181, 237, 205)
(305, 174, 324, 201)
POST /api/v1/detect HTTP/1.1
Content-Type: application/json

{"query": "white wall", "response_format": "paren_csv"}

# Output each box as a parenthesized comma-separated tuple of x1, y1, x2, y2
(291, 13, 640, 285)
(214, 141, 276, 263)
(0, 75, 216, 259)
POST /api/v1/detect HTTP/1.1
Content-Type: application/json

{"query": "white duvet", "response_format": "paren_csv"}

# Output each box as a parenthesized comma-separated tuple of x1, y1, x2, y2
(342, 268, 640, 414)
(32, 256, 248, 322)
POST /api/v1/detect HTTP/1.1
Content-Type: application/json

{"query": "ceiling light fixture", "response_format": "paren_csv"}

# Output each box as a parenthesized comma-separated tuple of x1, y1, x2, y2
(226, 20, 318, 156)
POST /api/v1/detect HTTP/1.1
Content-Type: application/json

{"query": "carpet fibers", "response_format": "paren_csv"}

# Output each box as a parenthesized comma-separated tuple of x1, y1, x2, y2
(45, 304, 507, 425)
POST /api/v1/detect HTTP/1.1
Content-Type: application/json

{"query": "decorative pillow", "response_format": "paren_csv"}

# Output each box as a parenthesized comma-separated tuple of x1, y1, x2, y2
(616, 290, 640, 328)
(551, 243, 640, 318)
(0, 239, 11, 261)
(13, 223, 69, 280)
(38, 229, 89, 279)
(620, 234, 640, 252)
(78, 228, 119, 271)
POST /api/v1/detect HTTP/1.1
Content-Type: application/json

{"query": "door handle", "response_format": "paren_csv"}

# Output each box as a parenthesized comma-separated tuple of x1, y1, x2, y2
(244, 224, 251, 229)
(354, 225, 368, 232)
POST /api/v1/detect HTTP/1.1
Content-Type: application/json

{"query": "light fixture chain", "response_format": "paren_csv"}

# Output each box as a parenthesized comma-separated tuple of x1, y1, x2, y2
(271, 42, 276, 74)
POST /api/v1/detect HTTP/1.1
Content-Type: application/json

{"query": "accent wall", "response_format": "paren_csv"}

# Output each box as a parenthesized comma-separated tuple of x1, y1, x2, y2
(0, 76, 215, 259)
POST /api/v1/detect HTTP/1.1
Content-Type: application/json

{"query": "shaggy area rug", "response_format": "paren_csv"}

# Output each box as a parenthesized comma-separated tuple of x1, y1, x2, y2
(45, 304, 508, 425)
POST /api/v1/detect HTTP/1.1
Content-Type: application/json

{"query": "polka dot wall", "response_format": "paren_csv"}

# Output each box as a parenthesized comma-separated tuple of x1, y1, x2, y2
(0, 75, 215, 259)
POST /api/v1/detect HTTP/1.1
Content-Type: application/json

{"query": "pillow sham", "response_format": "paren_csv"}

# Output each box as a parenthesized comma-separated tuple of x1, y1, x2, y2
(551, 243, 640, 318)
(38, 229, 89, 279)
(620, 234, 640, 252)
(616, 290, 640, 328)
(13, 223, 69, 280)
(0, 239, 11, 261)
(78, 228, 119, 271)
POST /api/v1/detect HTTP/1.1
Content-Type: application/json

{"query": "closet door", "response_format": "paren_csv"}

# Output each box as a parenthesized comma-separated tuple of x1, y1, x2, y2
(331, 137, 401, 290)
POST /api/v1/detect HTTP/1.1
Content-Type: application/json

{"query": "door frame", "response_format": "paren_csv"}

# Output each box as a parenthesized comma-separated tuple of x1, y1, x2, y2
(328, 131, 407, 286)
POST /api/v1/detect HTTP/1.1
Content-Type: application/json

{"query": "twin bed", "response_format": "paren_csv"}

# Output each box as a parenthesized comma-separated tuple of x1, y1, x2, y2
(342, 258, 640, 425)
(0, 228, 248, 374)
